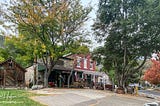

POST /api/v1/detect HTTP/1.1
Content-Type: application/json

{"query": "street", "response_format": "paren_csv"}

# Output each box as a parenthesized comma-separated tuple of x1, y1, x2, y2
(30, 88, 156, 106)
(139, 90, 160, 99)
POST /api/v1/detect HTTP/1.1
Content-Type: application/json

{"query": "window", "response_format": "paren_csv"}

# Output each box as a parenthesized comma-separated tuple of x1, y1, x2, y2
(84, 58, 87, 69)
(76, 57, 81, 67)
(90, 61, 93, 69)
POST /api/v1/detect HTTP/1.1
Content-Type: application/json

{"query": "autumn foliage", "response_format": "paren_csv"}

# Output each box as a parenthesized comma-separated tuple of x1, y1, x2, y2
(143, 59, 160, 85)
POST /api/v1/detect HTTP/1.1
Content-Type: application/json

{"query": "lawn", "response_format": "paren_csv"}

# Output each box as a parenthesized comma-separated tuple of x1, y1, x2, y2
(0, 89, 45, 106)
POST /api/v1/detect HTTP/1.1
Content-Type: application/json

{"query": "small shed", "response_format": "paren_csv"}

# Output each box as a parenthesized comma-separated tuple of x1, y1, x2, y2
(0, 58, 26, 88)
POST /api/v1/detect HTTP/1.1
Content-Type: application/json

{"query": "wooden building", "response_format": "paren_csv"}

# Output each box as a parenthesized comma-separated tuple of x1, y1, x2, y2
(0, 58, 26, 88)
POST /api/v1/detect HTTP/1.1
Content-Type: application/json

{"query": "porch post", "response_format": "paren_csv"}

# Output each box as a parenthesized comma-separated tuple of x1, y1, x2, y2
(93, 75, 96, 89)
(3, 69, 5, 88)
(68, 70, 73, 88)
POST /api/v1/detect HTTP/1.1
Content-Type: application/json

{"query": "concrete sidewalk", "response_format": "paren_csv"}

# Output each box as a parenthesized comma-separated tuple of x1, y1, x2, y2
(30, 89, 109, 106)
(32, 93, 96, 106)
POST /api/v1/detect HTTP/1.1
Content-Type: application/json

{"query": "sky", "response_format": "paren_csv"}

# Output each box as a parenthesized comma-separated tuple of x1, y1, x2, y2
(80, 0, 101, 50)
(81, 0, 98, 25)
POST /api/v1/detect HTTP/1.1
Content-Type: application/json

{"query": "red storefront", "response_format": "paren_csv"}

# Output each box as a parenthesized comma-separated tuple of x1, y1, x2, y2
(65, 54, 100, 88)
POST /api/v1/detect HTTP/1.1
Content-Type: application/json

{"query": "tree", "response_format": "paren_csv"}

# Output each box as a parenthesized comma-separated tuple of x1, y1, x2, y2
(143, 59, 160, 85)
(1, 0, 91, 87)
(0, 35, 36, 67)
(0, 56, 5, 62)
(69, 39, 90, 54)
(93, 0, 160, 88)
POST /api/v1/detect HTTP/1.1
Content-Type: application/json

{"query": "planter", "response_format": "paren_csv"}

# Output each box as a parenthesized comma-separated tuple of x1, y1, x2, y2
(116, 87, 125, 94)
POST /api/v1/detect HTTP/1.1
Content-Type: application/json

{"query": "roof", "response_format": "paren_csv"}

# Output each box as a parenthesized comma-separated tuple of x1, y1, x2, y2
(60, 57, 74, 60)
(54, 65, 72, 71)
(63, 53, 72, 57)
(0, 58, 26, 72)
(74, 68, 106, 76)
(37, 64, 72, 71)
(63, 53, 91, 58)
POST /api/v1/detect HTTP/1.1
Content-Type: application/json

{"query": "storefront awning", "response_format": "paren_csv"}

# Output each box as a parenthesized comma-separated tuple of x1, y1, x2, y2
(38, 64, 72, 71)
(83, 71, 104, 76)
(74, 69, 106, 76)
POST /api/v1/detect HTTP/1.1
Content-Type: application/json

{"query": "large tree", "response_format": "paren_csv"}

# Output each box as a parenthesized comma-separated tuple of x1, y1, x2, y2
(1, 0, 91, 87)
(93, 0, 160, 88)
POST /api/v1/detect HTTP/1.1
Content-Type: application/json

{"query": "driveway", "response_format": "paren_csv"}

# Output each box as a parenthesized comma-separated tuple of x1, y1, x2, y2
(30, 88, 157, 106)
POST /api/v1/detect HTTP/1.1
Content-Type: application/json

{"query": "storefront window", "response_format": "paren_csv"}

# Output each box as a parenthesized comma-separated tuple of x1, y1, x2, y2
(84, 58, 87, 69)
(90, 62, 93, 69)
(76, 57, 81, 67)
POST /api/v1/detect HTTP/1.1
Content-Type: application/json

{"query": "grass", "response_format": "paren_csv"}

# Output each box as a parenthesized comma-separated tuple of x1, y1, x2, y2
(0, 89, 45, 106)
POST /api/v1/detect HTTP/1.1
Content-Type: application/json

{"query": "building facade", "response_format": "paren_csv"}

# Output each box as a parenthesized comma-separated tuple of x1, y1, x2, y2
(26, 54, 110, 89)
(25, 57, 74, 88)
(65, 54, 110, 88)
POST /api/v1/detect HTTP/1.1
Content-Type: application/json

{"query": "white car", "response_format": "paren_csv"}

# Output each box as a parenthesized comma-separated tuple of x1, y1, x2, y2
(144, 102, 159, 106)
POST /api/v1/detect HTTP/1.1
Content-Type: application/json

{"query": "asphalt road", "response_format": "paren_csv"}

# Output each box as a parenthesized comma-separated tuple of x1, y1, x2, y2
(31, 89, 156, 106)
(139, 90, 160, 96)
(75, 94, 155, 106)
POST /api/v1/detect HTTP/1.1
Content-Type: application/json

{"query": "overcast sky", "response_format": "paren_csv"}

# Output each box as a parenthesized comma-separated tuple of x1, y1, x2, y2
(81, 0, 98, 29)
(80, 0, 100, 50)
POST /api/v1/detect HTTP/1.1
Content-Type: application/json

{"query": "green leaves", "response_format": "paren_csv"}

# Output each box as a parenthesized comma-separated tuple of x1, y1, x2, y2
(0, 56, 5, 62)
(1, 0, 91, 60)
(93, 0, 160, 87)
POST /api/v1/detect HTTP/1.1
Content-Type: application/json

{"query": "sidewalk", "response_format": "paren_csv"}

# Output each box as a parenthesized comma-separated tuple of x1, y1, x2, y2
(30, 88, 108, 106)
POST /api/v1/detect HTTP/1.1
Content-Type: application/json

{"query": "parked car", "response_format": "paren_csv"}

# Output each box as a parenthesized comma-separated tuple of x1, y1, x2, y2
(144, 102, 159, 106)
(138, 85, 144, 90)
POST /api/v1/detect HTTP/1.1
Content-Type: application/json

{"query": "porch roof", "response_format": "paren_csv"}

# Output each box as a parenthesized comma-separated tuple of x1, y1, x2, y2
(83, 71, 104, 76)
(38, 64, 72, 71)
(75, 69, 105, 76)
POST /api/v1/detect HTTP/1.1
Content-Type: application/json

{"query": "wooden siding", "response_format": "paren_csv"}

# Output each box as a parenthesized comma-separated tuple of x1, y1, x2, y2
(0, 59, 26, 88)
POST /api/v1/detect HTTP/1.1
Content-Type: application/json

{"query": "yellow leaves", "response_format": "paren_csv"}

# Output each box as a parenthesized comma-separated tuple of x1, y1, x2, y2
(26, 6, 43, 25)
(0, 57, 5, 62)
(51, 53, 56, 58)
(41, 44, 46, 52)
(33, 49, 38, 56)
(41, 44, 46, 49)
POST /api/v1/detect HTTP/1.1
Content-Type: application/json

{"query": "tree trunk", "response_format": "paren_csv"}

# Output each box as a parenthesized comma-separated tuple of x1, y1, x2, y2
(33, 65, 36, 85)
(68, 70, 73, 88)
(116, 75, 126, 94)
(44, 69, 48, 87)
(118, 76, 126, 88)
